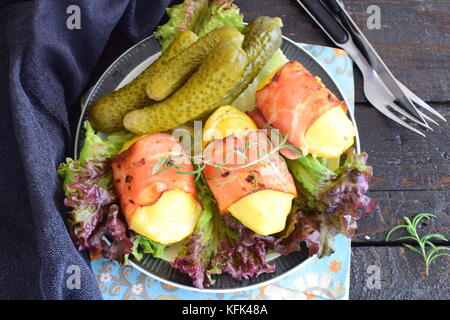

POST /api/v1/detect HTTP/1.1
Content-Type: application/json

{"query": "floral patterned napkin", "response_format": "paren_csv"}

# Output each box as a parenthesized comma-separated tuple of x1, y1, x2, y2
(91, 44, 355, 300)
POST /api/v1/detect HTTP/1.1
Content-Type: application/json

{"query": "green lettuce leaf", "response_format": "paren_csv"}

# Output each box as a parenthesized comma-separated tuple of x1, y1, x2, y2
(155, 0, 244, 51)
(196, 0, 244, 37)
(125, 235, 167, 264)
(286, 155, 337, 201)
(232, 49, 288, 112)
(171, 175, 219, 288)
(276, 148, 377, 258)
(172, 175, 275, 289)
(79, 121, 135, 165)
(287, 149, 376, 219)
(58, 158, 79, 195)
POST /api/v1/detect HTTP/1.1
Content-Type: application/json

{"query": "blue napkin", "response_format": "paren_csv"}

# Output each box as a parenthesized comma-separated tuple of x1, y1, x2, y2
(92, 44, 356, 300)
(0, 0, 172, 299)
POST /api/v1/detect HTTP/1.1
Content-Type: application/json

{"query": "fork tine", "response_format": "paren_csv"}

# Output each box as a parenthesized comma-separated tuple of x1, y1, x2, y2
(419, 111, 439, 126)
(373, 103, 426, 137)
(396, 81, 447, 122)
(411, 94, 446, 122)
(386, 106, 426, 136)
(389, 102, 432, 130)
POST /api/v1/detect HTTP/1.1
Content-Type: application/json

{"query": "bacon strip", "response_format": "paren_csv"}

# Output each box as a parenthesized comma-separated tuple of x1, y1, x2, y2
(111, 133, 198, 222)
(203, 130, 297, 214)
(253, 61, 347, 158)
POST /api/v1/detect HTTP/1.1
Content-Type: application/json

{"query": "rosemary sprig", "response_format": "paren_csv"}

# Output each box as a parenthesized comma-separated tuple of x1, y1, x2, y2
(199, 129, 301, 173)
(150, 128, 302, 189)
(386, 213, 450, 275)
(176, 163, 205, 182)
(151, 155, 171, 175)
(151, 154, 205, 182)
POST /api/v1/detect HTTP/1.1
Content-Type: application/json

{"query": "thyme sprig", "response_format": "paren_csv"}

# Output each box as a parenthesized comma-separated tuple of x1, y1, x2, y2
(193, 129, 300, 174)
(151, 129, 302, 188)
(151, 154, 205, 182)
(386, 213, 450, 275)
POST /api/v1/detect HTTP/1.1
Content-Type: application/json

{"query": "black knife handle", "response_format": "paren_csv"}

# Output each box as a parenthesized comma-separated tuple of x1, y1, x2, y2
(299, 0, 348, 44)
(323, 0, 342, 14)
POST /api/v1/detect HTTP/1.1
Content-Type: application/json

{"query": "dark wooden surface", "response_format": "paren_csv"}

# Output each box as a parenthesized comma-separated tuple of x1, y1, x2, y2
(90, 0, 449, 300)
(233, 0, 450, 299)
(350, 247, 450, 299)
(237, 0, 450, 103)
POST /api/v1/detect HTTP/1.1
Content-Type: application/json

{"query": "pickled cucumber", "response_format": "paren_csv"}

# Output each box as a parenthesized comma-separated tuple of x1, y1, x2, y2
(89, 31, 199, 132)
(219, 16, 283, 106)
(124, 42, 248, 135)
(146, 26, 244, 101)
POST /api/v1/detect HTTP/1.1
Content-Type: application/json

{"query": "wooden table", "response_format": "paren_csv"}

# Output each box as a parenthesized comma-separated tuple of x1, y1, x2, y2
(233, 0, 449, 299)
(89, 0, 449, 300)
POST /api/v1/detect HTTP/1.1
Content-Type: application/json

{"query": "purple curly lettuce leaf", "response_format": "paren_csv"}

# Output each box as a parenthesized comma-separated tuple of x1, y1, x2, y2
(60, 159, 133, 260)
(58, 121, 135, 260)
(278, 148, 376, 258)
(172, 176, 275, 289)
(317, 149, 377, 220)
(60, 159, 115, 250)
(87, 204, 133, 261)
(172, 233, 216, 289)
(210, 215, 276, 281)
(274, 207, 356, 258)
(172, 176, 219, 288)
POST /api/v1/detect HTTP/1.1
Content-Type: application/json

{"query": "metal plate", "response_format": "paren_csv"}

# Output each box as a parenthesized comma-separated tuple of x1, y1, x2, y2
(75, 35, 358, 293)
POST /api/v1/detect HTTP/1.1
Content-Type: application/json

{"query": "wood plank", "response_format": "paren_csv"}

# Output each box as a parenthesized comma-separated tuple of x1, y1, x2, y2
(235, 0, 450, 103)
(350, 246, 450, 299)
(345, 0, 450, 103)
(353, 190, 450, 242)
(355, 104, 450, 191)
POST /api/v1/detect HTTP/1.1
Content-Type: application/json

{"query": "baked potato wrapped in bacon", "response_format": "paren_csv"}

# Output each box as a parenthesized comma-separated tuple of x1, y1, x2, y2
(111, 134, 201, 244)
(249, 60, 356, 159)
(202, 106, 297, 236)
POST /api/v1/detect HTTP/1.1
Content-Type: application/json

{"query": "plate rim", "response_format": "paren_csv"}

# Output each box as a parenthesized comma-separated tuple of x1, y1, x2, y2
(74, 33, 359, 293)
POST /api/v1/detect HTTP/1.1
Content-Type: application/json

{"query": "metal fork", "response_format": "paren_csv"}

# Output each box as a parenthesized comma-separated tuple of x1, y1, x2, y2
(297, 0, 446, 136)
(324, 0, 446, 126)
(341, 29, 429, 136)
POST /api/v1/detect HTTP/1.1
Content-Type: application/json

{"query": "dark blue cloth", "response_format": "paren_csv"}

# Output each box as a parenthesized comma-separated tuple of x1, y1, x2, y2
(0, 0, 172, 299)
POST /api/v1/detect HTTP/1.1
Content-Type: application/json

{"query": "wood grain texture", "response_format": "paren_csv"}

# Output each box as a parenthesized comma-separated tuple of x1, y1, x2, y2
(235, 0, 450, 300)
(355, 104, 450, 191)
(86, 1, 450, 299)
(235, 0, 450, 103)
(350, 246, 450, 299)
(353, 190, 450, 242)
